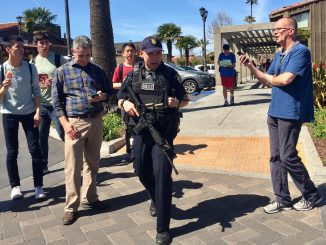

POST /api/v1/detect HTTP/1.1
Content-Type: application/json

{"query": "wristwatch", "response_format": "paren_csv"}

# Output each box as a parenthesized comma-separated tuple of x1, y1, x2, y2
(119, 99, 126, 109)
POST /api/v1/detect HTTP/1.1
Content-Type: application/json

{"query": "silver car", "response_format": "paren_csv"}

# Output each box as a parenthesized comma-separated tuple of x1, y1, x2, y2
(165, 63, 211, 94)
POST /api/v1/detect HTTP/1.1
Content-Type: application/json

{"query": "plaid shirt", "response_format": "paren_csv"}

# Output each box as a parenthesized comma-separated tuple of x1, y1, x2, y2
(52, 60, 112, 118)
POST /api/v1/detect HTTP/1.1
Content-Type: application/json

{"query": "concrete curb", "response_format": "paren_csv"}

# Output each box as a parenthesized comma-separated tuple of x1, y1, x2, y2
(100, 137, 125, 155)
(300, 126, 326, 185)
(300, 125, 326, 231)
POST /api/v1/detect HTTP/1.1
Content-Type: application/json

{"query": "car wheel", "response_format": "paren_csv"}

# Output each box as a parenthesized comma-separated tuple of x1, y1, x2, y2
(183, 80, 198, 94)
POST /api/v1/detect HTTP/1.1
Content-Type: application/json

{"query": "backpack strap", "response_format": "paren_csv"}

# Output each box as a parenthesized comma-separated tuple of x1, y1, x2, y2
(0, 64, 4, 82)
(54, 53, 61, 68)
(28, 63, 33, 85)
(118, 63, 123, 82)
(131, 61, 143, 86)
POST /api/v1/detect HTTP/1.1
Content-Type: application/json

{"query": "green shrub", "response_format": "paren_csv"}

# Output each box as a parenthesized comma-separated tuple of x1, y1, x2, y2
(102, 112, 124, 141)
(309, 108, 326, 138)
(312, 62, 326, 109)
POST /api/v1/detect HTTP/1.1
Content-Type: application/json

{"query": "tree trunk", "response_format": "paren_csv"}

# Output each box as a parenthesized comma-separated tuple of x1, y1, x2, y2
(90, 0, 116, 111)
(185, 48, 189, 66)
(179, 48, 183, 59)
(167, 39, 172, 62)
(250, 3, 253, 24)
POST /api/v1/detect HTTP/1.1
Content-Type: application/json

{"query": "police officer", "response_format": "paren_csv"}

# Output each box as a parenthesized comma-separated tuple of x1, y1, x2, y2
(117, 36, 189, 245)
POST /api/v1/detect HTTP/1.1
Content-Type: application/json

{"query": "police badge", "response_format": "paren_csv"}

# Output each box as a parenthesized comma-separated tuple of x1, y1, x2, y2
(141, 82, 155, 90)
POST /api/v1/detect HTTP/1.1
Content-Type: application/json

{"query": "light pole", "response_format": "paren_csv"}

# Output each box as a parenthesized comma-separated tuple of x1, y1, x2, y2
(199, 7, 208, 72)
(64, 0, 72, 58)
(16, 16, 22, 36)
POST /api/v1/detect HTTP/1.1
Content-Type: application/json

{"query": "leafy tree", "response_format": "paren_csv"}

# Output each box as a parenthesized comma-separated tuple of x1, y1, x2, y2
(244, 15, 256, 24)
(207, 11, 233, 40)
(156, 23, 182, 62)
(22, 7, 57, 33)
(245, 0, 258, 24)
(90, 0, 116, 111)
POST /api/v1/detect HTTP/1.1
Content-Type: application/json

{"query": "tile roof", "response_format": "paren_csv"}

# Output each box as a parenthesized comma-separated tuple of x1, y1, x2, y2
(0, 22, 18, 31)
(271, 0, 320, 14)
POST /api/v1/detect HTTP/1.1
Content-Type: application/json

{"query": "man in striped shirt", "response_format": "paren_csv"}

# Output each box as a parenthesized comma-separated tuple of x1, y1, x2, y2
(52, 35, 112, 225)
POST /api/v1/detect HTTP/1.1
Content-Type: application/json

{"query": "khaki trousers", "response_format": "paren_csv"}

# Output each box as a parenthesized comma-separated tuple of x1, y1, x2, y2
(64, 115, 103, 212)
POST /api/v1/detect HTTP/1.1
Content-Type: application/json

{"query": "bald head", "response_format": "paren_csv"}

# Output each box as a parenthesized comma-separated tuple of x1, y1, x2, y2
(277, 17, 298, 33)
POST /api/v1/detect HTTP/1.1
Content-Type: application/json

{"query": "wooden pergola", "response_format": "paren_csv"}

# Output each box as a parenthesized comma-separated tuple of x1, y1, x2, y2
(214, 22, 278, 84)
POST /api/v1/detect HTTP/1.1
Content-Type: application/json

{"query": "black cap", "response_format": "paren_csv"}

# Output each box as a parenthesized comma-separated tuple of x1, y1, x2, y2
(140, 36, 163, 53)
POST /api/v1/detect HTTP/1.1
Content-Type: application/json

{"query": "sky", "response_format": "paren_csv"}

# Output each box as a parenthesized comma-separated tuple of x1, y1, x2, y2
(1, 0, 301, 55)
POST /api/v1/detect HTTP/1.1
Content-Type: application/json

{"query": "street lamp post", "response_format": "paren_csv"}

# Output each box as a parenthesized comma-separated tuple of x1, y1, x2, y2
(199, 7, 208, 72)
(64, 0, 72, 58)
(16, 16, 22, 36)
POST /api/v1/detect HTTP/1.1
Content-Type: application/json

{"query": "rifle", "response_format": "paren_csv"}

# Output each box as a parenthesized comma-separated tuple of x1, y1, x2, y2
(125, 84, 179, 175)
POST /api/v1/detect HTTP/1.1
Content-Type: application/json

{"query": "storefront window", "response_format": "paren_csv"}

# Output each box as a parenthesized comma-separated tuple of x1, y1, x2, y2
(292, 12, 309, 28)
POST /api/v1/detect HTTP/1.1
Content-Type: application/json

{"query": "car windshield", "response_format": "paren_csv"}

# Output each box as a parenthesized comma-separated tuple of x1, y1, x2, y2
(167, 62, 185, 71)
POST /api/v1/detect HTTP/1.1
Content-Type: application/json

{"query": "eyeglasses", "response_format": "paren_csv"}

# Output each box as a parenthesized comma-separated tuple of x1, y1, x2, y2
(273, 27, 293, 33)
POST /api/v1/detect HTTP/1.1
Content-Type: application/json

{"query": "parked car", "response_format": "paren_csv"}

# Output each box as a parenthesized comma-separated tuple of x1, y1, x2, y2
(180, 66, 216, 88)
(194, 64, 215, 74)
(165, 63, 211, 94)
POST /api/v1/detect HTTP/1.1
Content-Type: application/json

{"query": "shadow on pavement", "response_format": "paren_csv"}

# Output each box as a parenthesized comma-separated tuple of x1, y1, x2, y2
(235, 98, 271, 106)
(97, 171, 135, 187)
(174, 144, 207, 155)
(242, 93, 271, 97)
(171, 194, 270, 237)
(317, 183, 326, 208)
(173, 180, 203, 199)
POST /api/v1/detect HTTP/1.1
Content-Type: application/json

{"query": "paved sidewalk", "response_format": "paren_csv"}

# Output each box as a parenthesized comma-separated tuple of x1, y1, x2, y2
(0, 81, 325, 244)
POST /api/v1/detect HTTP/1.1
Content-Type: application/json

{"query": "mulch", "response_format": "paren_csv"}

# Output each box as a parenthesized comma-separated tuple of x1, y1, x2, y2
(313, 138, 326, 166)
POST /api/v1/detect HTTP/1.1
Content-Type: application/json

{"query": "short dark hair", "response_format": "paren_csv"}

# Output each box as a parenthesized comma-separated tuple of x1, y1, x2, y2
(33, 32, 49, 44)
(4, 36, 24, 49)
(223, 44, 230, 50)
(122, 42, 136, 51)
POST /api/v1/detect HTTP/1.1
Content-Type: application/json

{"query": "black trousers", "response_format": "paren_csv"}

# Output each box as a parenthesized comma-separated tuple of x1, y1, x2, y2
(133, 133, 173, 233)
(2, 113, 43, 188)
(267, 116, 318, 205)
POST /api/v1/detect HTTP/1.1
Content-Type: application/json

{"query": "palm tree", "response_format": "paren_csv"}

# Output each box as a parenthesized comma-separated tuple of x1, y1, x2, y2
(198, 39, 209, 58)
(176, 35, 198, 66)
(157, 23, 182, 62)
(244, 15, 256, 24)
(175, 36, 185, 58)
(22, 7, 57, 33)
(89, 0, 116, 110)
(245, 0, 258, 24)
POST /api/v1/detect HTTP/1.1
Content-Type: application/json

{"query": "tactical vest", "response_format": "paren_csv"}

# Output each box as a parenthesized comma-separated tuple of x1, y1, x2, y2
(132, 63, 170, 108)
(131, 62, 180, 141)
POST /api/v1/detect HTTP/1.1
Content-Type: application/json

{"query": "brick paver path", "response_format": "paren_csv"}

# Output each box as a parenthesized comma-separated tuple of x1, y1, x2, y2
(1, 155, 324, 244)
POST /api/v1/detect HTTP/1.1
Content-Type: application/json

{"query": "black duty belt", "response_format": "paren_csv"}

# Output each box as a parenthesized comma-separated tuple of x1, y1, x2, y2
(68, 113, 99, 119)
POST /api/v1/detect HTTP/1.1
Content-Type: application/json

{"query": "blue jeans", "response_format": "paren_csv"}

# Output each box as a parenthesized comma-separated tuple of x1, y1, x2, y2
(39, 104, 64, 169)
(2, 113, 43, 188)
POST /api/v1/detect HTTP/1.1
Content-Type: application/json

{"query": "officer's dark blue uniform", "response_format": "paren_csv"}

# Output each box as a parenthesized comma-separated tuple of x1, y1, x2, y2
(117, 55, 187, 244)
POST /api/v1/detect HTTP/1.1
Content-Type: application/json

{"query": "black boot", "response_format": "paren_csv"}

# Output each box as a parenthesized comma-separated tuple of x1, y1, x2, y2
(156, 231, 171, 245)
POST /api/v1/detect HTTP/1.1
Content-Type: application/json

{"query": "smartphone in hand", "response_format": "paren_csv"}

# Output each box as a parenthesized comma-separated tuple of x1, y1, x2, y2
(91, 93, 99, 98)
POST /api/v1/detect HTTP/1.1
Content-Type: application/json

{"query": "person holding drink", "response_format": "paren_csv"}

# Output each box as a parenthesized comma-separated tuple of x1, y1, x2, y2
(0, 36, 46, 200)
(31, 32, 66, 174)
